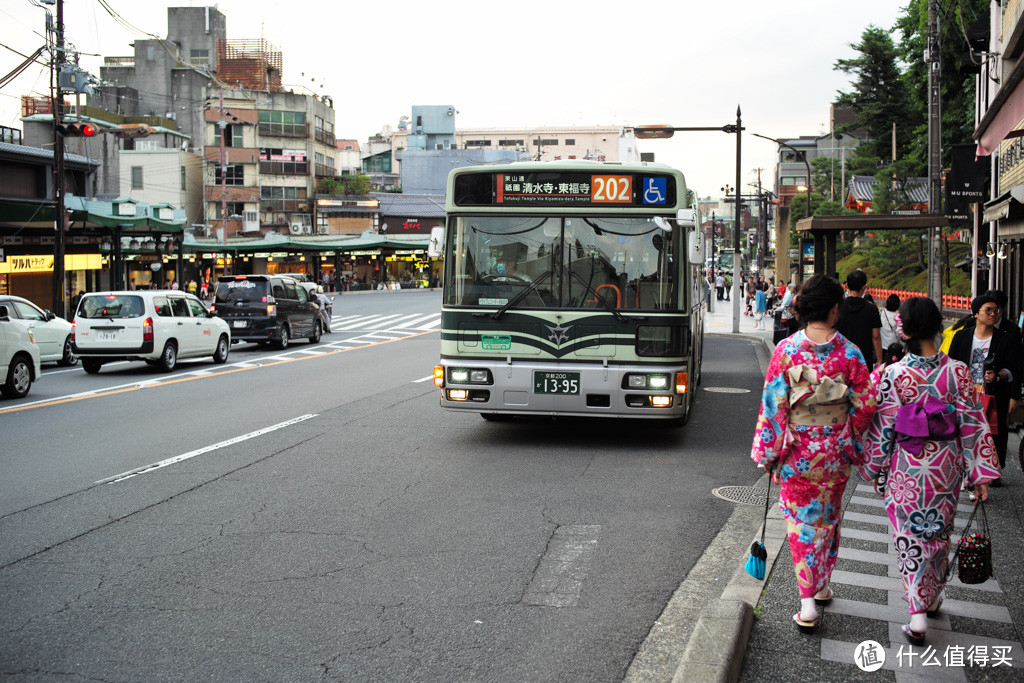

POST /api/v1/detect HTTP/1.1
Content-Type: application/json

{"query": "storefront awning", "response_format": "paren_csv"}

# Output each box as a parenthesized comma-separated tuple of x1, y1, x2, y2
(982, 185, 1024, 222)
(181, 231, 430, 253)
(976, 61, 1024, 155)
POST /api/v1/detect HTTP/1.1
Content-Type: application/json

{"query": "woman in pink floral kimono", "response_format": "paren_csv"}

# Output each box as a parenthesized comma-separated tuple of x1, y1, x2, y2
(751, 275, 874, 632)
(862, 297, 1000, 646)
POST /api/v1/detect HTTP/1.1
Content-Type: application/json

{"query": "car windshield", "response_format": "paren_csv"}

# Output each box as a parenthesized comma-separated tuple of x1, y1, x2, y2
(215, 280, 270, 304)
(78, 295, 145, 319)
(442, 215, 675, 311)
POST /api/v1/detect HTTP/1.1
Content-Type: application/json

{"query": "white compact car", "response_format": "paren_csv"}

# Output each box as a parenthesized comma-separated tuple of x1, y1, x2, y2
(72, 290, 231, 374)
(0, 295, 77, 366)
(0, 303, 42, 399)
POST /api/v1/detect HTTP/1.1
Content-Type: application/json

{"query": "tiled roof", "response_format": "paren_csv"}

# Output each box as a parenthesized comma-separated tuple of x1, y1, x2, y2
(847, 175, 928, 204)
(0, 141, 99, 167)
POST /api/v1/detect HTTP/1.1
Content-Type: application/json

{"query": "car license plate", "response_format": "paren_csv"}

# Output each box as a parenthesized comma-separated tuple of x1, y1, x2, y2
(232, 320, 247, 328)
(97, 331, 118, 342)
(534, 371, 580, 395)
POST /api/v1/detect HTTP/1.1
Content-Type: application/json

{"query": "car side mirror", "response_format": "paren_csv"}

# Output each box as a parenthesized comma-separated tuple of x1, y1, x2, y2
(0, 305, 8, 320)
(44, 310, 56, 321)
(428, 226, 445, 258)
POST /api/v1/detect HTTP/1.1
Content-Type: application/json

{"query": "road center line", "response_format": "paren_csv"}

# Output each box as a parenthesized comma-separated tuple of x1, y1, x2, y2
(96, 414, 318, 484)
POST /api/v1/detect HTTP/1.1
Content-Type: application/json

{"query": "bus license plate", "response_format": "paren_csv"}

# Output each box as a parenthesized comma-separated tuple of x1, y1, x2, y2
(534, 371, 580, 395)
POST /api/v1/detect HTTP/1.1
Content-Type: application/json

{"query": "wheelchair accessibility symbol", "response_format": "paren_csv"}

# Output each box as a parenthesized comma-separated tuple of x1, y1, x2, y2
(643, 177, 667, 205)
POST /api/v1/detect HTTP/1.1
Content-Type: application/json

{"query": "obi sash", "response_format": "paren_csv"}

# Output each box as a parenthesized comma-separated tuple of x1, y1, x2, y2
(893, 395, 958, 455)
(786, 364, 851, 427)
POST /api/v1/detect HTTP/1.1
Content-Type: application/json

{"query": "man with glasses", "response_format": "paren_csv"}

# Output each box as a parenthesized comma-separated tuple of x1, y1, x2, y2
(949, 294, 1022, 485)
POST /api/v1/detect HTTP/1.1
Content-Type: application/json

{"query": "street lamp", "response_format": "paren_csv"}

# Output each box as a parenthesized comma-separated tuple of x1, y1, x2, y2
(752, 133, 812, 217)
(635, 109, 744, 332)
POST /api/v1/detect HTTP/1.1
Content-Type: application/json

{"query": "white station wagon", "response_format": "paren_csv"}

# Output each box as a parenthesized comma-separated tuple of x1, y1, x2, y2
(72, 291, 231, 373)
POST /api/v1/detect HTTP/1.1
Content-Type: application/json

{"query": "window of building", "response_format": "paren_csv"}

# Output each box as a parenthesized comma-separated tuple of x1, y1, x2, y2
(564, 139, 575, 146)
(214, 164, 244, 186)
(214, 123, 244, 147)
(781, 176, 808, 186)
(260, 186, 308, 212)
(189, 49, 209, 66)
(258, 110, 307, 137)
(131, 166, 143, 189)
(534, 138, 559, 146)
(146, 45, 155, 61)
(464, 140, 492, 147)
(180, 166, 187, 191)
(214, 201, 246, 219)
(498, 139, 525, 147)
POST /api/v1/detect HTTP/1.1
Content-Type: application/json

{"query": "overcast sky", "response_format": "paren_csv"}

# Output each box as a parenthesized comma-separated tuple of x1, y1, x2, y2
(1, 0, 909, 196)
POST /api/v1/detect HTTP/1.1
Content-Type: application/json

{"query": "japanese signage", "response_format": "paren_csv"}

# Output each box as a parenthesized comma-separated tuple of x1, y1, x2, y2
(0, 253, 102, 274)
(453, 171, 676, 207)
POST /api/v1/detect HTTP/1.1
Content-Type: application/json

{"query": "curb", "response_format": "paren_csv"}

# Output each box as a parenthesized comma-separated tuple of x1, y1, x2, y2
(626, 328, 783, 683)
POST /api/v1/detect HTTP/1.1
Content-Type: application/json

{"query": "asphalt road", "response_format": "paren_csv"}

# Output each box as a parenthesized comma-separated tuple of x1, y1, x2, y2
(0, 291, 768, 681)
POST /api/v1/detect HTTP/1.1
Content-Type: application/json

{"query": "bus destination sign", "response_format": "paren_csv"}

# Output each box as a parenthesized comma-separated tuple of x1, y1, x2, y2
(453, 171, 675, 207)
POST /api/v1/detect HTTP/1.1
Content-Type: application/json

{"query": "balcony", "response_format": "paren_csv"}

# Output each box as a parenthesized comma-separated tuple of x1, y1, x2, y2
(258, 122, 308, 139)
(315, 128, 336, 147)
(260, 199, 309, 213)
(259, 160, 309, 175)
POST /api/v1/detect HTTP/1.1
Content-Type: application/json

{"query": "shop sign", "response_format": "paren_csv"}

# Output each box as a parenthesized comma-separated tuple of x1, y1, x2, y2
(0, 253, 102, 274)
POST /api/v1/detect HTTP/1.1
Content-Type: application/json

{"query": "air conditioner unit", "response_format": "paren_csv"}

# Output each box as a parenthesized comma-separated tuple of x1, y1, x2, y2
(289, 223, 304, 235)
(317, 225, 329, 235)
(302, 225, 312, 235)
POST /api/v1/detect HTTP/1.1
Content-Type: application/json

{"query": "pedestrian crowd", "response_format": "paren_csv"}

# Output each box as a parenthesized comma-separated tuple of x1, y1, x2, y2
(749, 268, 1023, 648)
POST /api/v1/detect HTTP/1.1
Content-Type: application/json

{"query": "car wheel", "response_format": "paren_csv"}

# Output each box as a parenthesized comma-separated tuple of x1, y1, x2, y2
(275, 325, 290, 350)
(213, 334, 229, 364)
(1, 354, 33, 399)
(82, 358, 104, 374)
(309, 320, 322, 344)
(58, 335, 78, 366)
(157, 341, 177, 372)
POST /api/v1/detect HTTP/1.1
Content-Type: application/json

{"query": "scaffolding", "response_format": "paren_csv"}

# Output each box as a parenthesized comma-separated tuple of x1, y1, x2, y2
(216, 39, 283, 92)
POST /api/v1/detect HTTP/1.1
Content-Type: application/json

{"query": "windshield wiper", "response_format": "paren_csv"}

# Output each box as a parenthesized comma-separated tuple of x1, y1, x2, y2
(477, 269, 553, 320)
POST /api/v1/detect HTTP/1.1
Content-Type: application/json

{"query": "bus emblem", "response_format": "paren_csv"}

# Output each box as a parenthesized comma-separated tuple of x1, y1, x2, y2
(545, 322, 573, 346)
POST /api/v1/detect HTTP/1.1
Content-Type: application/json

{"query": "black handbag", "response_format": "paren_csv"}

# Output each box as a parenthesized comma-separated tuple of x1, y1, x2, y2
(946, 499, 993, 585)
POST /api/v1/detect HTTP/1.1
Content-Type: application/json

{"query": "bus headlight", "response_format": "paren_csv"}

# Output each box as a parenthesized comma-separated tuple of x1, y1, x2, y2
(446, 367, 492, 384)
(624, 373, 670, 389)
(448, 389, 470, 401)
(651, 396, 673, 408)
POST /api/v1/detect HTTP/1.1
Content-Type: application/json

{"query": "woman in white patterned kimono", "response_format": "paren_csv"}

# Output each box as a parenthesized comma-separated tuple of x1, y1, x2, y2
(862, 297, 1000, 645)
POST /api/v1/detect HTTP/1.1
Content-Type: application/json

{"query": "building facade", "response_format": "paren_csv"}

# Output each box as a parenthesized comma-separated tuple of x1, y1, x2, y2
(976, 1, 1024, 319)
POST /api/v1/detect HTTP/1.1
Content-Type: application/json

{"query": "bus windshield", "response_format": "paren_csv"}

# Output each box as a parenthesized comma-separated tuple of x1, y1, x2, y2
(443, 215, 675, 311)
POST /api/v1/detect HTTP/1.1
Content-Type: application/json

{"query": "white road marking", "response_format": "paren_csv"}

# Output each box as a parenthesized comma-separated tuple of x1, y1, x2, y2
(96, 414, 318, 484)
(413, 375, 434, 383)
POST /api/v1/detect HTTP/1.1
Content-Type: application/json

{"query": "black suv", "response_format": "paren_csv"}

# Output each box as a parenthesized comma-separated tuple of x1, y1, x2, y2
(212, 275, 321, 348)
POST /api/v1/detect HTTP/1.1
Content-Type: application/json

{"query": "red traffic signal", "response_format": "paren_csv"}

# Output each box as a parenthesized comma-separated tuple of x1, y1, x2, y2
(58, 122, 97, 137)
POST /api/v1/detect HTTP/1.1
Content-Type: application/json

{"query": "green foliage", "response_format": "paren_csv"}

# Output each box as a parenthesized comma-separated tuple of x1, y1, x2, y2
(317, 174, 373, 196)
(835, 231, 972, 295)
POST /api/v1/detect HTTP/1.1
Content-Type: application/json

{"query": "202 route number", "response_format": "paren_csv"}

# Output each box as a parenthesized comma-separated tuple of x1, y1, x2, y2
(592, 175, 632, 203)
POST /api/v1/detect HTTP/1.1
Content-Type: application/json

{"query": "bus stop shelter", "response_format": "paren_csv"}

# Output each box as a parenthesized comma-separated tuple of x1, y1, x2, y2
(793, 213, 950, 282)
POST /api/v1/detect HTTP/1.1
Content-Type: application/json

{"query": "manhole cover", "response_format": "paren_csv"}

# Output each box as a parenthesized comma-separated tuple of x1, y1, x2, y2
(704, 387, 751, 394)
(712, 485, 771, 506)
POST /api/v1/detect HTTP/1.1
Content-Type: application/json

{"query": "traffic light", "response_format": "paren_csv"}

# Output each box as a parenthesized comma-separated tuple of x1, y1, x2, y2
(57, 122, 97, 138)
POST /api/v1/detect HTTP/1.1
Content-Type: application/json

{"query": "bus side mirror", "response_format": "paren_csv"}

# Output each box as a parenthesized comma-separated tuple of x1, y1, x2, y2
(688, 228, 705, 264)
(428, 227, 445, 258)
(675, 208, 696, 229)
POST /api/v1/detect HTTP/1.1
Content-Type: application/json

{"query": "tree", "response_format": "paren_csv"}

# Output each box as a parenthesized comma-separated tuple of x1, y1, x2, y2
(317, 174, 372, 196)
(895, 0, 989, 175)
(834, 25, 914, 166)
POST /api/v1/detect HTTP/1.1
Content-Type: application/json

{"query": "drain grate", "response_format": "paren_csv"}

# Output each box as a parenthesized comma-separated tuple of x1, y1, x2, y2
(712, 485, 770, 506)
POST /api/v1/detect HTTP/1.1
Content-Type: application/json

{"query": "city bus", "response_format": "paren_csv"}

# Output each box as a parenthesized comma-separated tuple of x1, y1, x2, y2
(430, 161, 706, 423)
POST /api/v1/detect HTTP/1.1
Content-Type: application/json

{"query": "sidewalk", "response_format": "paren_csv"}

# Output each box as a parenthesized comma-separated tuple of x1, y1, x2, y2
(703, 293, 778, 350)
(626, 299, 1024, 681)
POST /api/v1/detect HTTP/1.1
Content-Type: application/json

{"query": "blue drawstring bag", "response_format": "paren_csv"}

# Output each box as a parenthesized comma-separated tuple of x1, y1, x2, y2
(745, 475, 772, 580)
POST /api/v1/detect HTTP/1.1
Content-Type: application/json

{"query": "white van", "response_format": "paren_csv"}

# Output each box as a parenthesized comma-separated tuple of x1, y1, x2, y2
(0, 304, 42, 399)
(73, 291, 231, 373)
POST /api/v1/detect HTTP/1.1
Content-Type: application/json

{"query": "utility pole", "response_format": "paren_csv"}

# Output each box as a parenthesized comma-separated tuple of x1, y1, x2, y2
(51, 0, 67, 317)
(218, 90, 228, 276)
(927, 0, 943, 306)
